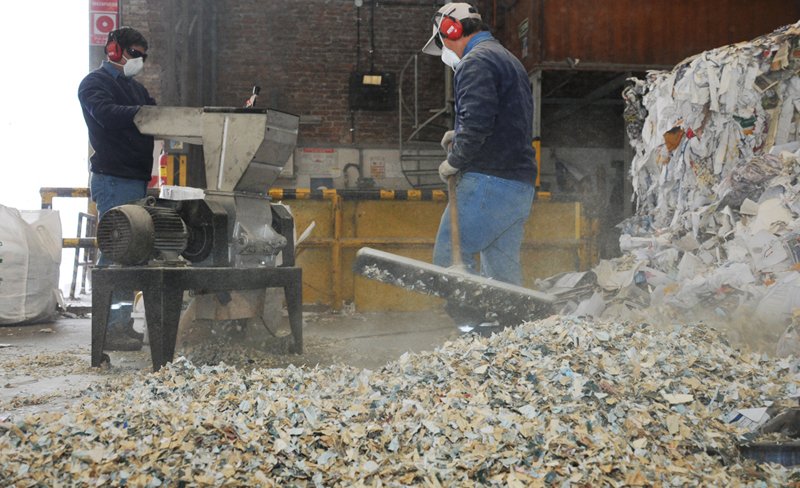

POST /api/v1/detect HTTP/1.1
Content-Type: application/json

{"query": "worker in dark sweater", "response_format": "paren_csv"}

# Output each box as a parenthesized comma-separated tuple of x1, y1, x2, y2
(422, 3, 536, 333)
(78, 26, 156, 351)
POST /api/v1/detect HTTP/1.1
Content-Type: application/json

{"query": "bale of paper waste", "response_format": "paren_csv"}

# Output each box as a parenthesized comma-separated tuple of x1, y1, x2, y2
(551, 21, 800, 353)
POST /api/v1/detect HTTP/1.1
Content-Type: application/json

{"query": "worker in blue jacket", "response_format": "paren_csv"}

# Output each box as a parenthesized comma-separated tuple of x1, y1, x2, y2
(78, 26, 156, 351)
(422, 3, 536, 332)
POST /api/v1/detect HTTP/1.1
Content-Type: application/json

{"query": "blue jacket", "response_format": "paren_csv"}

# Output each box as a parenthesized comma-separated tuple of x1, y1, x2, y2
(448, 33, 536, 185)
(78, 62, 156, 181)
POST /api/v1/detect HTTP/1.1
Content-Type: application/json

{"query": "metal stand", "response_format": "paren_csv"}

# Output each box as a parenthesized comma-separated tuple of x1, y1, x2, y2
(91, 266, 303, 371)
(70, 212, 96, 299)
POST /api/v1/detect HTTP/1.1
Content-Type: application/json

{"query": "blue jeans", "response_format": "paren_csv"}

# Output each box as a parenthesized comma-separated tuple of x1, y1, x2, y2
(90, 173, 148, 267)
(90, 173, 147, 328)
(433, 172, 534, 323)
(90, 172, 148, 219)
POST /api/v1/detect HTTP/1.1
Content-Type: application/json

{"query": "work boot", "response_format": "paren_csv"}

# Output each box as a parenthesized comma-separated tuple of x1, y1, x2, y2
(104, 322, 143, 352)
(475, 321, 504, 337)
(445, 301, 485, 331)
(120, 318, 145, 342)
(456, 321, 504, 337)
(457, 322, 477, 334)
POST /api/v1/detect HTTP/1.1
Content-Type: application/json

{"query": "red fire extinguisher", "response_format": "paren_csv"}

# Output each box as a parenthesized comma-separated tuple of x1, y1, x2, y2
(149, 151, 169, 188)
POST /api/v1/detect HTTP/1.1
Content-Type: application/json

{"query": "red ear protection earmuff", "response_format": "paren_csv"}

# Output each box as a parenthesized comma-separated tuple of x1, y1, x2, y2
(438, 14, 463, 40)
(106, 32, 123, 62)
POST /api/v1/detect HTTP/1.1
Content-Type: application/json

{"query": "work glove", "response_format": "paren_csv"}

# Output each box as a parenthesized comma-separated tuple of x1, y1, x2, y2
(440, 130, 455, 151)
(438, 160, 459, 183)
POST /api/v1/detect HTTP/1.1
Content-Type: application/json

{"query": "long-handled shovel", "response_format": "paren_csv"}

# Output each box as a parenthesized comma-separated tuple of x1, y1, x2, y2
(448, 175, 464, 269)
(353, 175, 554, 325)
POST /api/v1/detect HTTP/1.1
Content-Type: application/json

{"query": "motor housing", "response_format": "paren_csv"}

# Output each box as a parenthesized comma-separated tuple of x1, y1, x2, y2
(97, 199, 189, 266)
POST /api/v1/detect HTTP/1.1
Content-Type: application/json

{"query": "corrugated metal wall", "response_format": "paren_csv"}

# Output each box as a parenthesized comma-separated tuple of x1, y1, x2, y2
(497, 0, 800, 70)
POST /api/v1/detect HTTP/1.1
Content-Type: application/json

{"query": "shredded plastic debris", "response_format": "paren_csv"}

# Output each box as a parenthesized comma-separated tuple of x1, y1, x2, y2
(1, 316, 798, 485)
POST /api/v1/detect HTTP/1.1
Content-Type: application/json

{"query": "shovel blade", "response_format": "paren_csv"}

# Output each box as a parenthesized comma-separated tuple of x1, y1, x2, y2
(353, 247, 555, 323)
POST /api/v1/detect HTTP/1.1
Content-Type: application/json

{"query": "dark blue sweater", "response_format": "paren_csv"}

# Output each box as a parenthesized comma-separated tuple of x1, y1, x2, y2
(78, 62, 156, 181)
(448, 33, 536, 185)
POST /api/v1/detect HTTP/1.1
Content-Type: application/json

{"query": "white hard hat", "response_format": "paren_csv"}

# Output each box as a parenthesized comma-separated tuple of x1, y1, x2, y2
(421, 2, 482, 56)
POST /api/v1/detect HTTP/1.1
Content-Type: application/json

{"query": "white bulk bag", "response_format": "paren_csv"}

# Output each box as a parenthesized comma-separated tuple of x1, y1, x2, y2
(0, 205, 62, 324)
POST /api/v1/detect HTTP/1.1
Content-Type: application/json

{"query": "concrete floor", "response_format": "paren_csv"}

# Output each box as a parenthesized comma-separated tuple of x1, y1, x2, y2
(0, 307, 459, 420)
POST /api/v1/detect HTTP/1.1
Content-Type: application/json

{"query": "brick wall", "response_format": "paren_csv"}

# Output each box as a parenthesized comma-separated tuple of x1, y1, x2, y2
(217, 0, 446, 145)
(119, 0, 162, 103)
(120, 0, 452, 146)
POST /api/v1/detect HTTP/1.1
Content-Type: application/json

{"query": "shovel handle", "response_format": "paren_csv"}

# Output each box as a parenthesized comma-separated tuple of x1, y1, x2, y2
(448, 175, 463, 266)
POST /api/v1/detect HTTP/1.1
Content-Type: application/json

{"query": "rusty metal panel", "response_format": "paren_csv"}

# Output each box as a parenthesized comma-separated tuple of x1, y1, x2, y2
(496, 0, 541, 71)
(499, 0, 800, 70)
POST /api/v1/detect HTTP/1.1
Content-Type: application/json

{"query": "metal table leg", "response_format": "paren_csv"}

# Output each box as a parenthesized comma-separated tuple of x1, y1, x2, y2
(284, 269, 303, 354)
(142, 285, 185, 372)
(90, 279, 113, 367)
(92, 266, 304, 371)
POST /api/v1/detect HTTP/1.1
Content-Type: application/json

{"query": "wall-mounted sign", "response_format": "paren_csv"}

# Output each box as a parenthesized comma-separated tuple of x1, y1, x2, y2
(370, 159, 386, 179)
(298, 148, 339, 177)
(90, 0, 119, 46)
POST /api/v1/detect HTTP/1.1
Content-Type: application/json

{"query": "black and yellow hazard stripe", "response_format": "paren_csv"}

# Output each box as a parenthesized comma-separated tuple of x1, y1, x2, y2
(268, 188, 447, 201)
(39, 187, 90, 209)
(62, 238, 97, 248)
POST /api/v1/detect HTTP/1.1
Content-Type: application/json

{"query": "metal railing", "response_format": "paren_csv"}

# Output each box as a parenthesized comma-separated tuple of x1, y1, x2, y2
(70, 212, 97, 299)
(398, 53, 451, 189)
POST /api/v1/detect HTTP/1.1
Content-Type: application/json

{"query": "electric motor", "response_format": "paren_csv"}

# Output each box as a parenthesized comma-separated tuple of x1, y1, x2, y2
(97, 203, 188, 265)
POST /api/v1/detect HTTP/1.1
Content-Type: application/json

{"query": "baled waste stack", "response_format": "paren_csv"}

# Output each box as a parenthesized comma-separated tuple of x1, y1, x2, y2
(1, 317, 799, 485)
(541, 20, 800, 353)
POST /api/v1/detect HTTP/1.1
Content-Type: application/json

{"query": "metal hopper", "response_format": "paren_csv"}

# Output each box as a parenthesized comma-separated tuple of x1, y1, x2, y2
(130, 106, 300, 268)
(133, 106, 299, 193)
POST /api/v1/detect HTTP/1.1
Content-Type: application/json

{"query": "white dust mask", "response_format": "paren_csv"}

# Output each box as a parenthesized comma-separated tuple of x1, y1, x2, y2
(123, 57, 144, 77)
(441, 45, 461, 70)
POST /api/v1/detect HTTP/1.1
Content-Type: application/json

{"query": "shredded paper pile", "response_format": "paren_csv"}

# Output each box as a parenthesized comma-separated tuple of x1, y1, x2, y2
(543, 21, 800, 354)
(2, 316, 799, 485)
